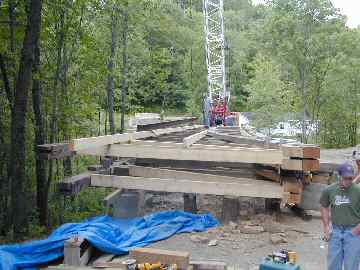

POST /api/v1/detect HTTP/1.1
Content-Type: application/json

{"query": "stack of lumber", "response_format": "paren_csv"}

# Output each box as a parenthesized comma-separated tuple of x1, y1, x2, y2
(39, 121, 332, 208)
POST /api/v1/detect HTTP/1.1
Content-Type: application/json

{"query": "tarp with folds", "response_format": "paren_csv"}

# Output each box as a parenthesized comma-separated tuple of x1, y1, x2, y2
(0, 211, 219, 270)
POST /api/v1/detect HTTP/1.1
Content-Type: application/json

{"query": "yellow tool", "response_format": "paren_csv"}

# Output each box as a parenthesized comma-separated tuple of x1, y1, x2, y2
(136, 263, 162, 270)
(128, 262, 177, 270)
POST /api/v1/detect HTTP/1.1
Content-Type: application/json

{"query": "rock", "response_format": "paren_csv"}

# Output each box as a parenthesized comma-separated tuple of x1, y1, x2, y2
(208, 239, 218, 246)
(231, 229, 241, 234)
(220, 232, 231, 238)
(239, 210, 249, 216)
(270, 233, 288, 245)
(207, 228, 219, 234)
(263, 221, 285, 233)
(229, 221, 238, 230)
(240, 220, 255, 226)
(190, 235, 209, 243)
(240, 225, 264, 234)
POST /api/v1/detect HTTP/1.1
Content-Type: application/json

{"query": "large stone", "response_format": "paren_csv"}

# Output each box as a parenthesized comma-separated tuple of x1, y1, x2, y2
(240, 225, 264, 234)
(190, 235, 209, 244)
(229, 221, 238, 230)
(270, 233, 288, 244)
(208, 239, 218, 246)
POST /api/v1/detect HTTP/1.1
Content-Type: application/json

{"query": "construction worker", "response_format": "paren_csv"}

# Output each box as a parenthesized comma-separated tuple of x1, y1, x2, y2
(320, 162, 360, 270)
(352, 151, 360, 184)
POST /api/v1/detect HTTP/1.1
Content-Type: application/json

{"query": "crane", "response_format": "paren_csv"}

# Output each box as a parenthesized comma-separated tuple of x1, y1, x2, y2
(202, 0, 230, 126)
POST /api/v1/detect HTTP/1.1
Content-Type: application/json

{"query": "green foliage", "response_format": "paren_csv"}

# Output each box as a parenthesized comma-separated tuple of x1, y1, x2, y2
(245, 54, 297, 133)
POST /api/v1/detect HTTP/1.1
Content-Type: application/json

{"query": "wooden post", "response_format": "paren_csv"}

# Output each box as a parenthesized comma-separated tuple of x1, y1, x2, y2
(221, 196, 239, 223)
(64, 237, 92, 266)
(183, 194, 197, 213)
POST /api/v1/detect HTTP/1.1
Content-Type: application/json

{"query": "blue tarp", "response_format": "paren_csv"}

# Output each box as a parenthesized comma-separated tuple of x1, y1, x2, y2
(0, 211, 219, 270)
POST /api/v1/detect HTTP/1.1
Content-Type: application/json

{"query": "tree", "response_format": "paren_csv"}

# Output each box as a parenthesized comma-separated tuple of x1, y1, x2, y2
(246, 53, 296, 134)
(9, 0, 43, 238)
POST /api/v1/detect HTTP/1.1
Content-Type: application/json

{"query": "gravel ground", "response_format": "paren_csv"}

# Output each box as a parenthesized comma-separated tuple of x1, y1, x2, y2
(143, 213, 328, 270)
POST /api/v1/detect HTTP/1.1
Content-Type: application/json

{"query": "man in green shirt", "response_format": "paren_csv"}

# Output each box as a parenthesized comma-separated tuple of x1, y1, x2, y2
(320, 162, 360, 270)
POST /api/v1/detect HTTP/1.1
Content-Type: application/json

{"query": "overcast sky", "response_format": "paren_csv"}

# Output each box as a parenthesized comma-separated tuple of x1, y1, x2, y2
(251, 0, 360, 28)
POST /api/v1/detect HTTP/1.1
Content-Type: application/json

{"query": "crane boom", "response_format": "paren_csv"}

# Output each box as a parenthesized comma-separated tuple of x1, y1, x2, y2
(202, 0, 229, 126)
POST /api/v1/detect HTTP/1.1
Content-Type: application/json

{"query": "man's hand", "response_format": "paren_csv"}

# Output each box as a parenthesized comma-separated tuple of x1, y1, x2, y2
(351, 224, 360, 236)
(324, 225, 332, 241)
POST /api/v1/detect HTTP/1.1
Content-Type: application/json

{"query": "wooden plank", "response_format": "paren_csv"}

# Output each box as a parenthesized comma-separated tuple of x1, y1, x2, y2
(282, 144, 320, 159)
(103, 189, 123, 207)
(92, 254, 116, 268)
(134, 158, 257, 170)
(58, 172, 91, 196)
(191, 261, 227, 270)
(64, 237, 92, 267)
(151, 125, 203, 136)
(37, 143, 74, 160)
(282, 159, 320, 171)
(70, 131, 154, 152)
(79, 144, 283, 165)
(255, 169, 280, 182)
(70, 126, 203, 152)
(128, 166, 257, 184)
(129, 247, 190, 270)
(183, 130, 208, 148)
(137, 117, 198, 131)
(90, 174, 284, 198)
(207, 131, 279, 148)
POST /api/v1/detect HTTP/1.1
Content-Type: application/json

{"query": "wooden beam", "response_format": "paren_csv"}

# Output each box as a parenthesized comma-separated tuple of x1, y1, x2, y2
(37, 143, 74, 160)
(183, 130, 208, 148)
(70, 125, 203, 152)
(64, 237, 92, 266)
(129, 165, 256, 184)
(151, 125, 203, 136)
(58, 172, 91, 196)
(282, 159, 320, 171)
(79, 144, 283, 164)
(70, 131, 154, 152)
(207, 131, 279, 148)
(137, 117, 198, 131)
(93, 254, 116, 268)
(282, 144, 320, 159)
(255, 168, 281, 182)
(134, 158, 257, 170)
(90, 174, 284, 198)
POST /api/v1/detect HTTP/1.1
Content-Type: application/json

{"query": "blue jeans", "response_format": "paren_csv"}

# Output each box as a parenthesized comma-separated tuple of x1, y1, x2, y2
(328, 225, 360, 270)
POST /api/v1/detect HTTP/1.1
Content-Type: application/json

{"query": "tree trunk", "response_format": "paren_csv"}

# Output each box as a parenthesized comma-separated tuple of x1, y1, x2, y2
(48, 8, 65, 199)
(120, 6, 128, 133)
(61, 23, 72, 177)
(0, 54, 13, 106)
(8, 0, 16, 93)
(107, 5, 118, 134)
(32, 41, 48, 227)
(9, 0, 43, 239)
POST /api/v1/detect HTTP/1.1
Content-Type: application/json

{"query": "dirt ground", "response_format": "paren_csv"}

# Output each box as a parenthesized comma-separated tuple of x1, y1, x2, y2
(144, 212, 327, 270)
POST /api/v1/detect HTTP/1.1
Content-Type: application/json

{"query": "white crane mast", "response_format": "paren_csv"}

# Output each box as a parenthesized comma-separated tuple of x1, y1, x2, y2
(202, 0, 227, 103)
